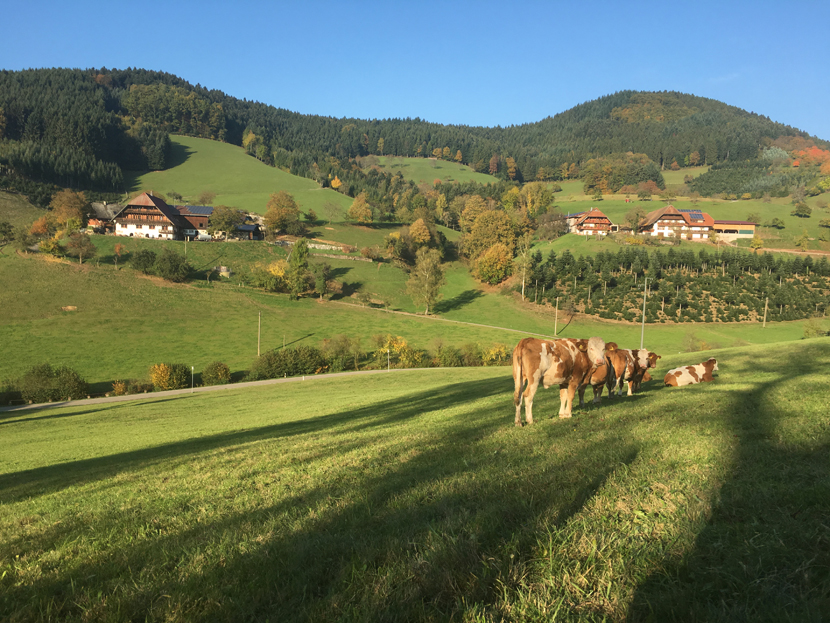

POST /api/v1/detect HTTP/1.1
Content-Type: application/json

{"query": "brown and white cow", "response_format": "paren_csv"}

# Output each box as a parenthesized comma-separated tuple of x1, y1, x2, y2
(512, 337, 618, 425)
(664, 358, 718, 387)
(578, 361, 611, 407)
(606, 349, 661, 397)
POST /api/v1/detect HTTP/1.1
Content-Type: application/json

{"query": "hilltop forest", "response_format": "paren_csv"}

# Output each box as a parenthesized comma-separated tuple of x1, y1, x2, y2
(2, 67, 828, 210)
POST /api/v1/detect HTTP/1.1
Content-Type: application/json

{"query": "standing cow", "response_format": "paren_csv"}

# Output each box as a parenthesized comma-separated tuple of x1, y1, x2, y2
(578, 360, 611, 407)
(606, 349, 661, 397)
(512, 337, 618, 425)
(664, 358, 718, 387)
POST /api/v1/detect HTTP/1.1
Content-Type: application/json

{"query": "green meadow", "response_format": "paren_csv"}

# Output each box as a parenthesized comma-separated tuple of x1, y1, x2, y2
(2, 340, 828, 621)
(374, 155, 498, 185)
(1, 244, 825, 389)
(0, 191, 46, 229)
(124, 136, 353, 216)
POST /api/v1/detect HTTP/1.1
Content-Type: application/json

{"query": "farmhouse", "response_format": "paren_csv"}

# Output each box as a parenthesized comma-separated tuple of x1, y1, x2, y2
(637, 205, 713, 241)
(88, 202, 120, 233)
(112, 193, 215, 240)
(566, 208, 616, 236)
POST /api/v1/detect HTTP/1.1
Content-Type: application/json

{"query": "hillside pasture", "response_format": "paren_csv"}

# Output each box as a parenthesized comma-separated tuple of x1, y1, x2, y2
(1, 247, 825, 388)
(373, 155, 498, 185)
(124, 136, 353, 217)
(1, 340, 828, 621)
(0, 191, 47, 229)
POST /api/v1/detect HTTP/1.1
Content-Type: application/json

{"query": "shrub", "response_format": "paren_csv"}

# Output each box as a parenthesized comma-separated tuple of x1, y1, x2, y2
(154, 248, 191, 282)
(460, 343, 483, 367)
(19, 363, 89, 403)
(482, 343, 511, 366)
(202, 361, 231, 386)
(112, 379, 152, 396)
(0, 378, 21, 405)
(434, 344, 463, 367)
(360, 246, 380, 260)
(149, 363, 190, 391)
(132, 249, 157, 273)
(247, 346, 328, 380)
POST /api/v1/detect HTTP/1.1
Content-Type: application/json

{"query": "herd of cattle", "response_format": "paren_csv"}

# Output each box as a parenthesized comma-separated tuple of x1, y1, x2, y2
(511, 336, 719, 426)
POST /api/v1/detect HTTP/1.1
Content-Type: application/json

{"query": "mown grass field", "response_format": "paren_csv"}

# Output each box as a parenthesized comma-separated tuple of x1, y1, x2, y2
(374, 156, 498, 185)
(2, 340, 828, 621)
(124, 136, 353, 217)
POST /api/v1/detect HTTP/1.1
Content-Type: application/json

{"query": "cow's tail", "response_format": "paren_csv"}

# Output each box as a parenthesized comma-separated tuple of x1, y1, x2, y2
(513, 344, 525, 406)
(605, 354, 617, 396)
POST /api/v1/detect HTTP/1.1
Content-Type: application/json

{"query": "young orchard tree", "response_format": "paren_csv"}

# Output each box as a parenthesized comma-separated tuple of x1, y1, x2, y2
(65, 232, 97, 264)
(113, 243, 128, 269)
(407, 247, 445, 315)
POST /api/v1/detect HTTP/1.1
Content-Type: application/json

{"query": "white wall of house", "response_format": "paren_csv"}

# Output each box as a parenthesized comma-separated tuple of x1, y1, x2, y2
(115, 222, 175, 240)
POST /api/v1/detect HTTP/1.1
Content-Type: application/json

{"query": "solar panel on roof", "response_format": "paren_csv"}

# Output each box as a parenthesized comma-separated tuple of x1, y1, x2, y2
(185, 205, 214, 215)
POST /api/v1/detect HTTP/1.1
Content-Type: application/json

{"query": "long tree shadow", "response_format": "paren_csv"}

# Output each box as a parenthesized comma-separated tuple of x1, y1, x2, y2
(434, 289, 484, 314)
(628, 345, 830, 621)
(0, 378, 507, 504)
(2, 384, 641, 621)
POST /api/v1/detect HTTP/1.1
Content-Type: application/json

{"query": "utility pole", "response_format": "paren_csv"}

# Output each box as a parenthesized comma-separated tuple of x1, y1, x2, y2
(640, 277, 648, 349)
(258, 311, 261, 356)
(554, 297, 559, 336)
(763, 297, 768, 328)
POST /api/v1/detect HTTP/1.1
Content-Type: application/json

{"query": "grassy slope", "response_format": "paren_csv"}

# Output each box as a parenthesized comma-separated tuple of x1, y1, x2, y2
(124, 136, 353, 216)
(374, 155, 497, 185)
(0, 191, 47, 229)
(1, 246, 825, 387)
(1, 340, 828, 621)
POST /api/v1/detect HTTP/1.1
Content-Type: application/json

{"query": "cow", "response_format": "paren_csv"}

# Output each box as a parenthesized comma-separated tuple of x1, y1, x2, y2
(512, 337, 618, 426)
(664, 358, 719, 387)
(578, 361, 611, 407)
(606, 349, 661, 397)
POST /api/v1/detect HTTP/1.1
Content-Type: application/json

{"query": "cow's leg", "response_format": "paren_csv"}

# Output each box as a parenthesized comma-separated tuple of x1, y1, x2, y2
(558, 385, 569, 417)
(559, 382, 577, 418)
(578, 384, 586, 408)
(593, 382, 603, 404)
(626, 378, 634, 396)
(523, 377, 540, 425)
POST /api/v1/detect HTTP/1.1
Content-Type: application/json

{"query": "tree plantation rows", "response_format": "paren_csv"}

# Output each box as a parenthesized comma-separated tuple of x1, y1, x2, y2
(520, 247, 830, 323)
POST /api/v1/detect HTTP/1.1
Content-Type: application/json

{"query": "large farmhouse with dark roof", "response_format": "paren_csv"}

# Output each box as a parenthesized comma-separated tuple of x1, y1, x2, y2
(112, 193, 214, 240)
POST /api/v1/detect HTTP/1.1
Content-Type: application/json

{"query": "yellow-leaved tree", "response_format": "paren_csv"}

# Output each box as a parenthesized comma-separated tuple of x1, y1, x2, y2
(348, 192, 373, 224)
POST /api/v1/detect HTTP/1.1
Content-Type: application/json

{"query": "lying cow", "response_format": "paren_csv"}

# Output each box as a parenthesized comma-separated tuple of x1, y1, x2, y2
(513, 337, 618, 425)
(664, 358, 719, 387)
(606, 349, 661, 397)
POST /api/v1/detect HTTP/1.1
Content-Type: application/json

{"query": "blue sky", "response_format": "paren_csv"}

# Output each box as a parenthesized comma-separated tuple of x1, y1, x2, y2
(3, 0, 829, 140)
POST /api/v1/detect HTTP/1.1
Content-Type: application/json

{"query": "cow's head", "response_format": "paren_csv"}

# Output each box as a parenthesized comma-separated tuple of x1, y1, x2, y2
(647, 352, 662, 368)
(578, 337, 613, 367)
(708, 357, 719, 372)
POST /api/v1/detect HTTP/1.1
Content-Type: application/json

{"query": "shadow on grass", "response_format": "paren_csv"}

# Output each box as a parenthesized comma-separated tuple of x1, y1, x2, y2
(433, 288, 484, 314)
(0, 398, 183, 428)
(628, 345, 830, 621)
(0, 378, 504, 504)
(2, 374, 640, 621)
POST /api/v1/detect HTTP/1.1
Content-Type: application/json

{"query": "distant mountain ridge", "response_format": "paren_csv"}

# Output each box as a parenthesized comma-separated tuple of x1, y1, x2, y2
(0, 67, 826, 200)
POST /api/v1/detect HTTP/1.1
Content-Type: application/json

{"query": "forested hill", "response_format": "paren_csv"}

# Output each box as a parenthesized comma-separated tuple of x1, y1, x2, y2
(0, 67, 827, 203)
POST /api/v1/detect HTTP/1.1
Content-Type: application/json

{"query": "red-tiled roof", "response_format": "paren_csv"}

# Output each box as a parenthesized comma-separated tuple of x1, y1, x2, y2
(575, 208, 611, 226)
